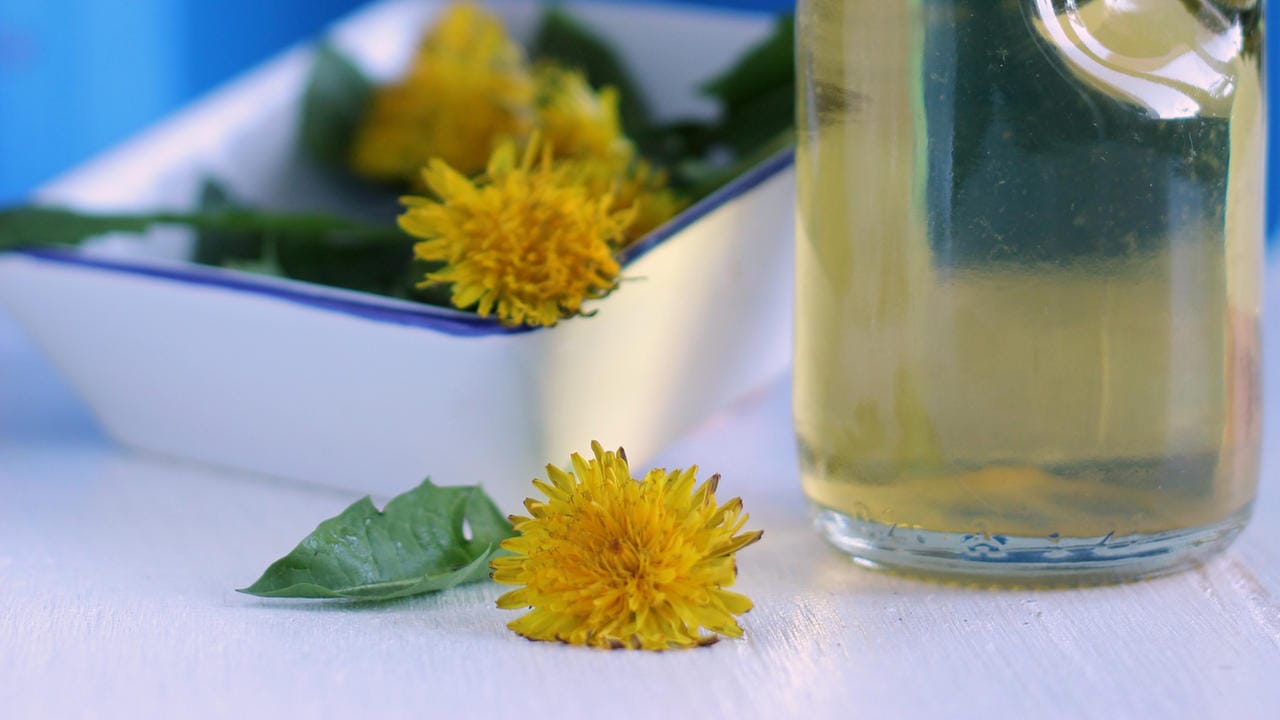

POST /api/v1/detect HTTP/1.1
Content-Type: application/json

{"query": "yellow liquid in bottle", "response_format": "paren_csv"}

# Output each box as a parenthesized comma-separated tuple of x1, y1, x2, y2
(795, 0, 1263, 571)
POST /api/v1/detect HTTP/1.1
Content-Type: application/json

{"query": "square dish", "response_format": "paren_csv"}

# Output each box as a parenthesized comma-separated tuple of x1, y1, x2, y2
(0, 0, 794, 511)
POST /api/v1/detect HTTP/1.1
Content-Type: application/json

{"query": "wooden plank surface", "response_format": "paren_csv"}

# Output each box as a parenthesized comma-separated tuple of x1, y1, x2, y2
(2, 279, 1279, 719)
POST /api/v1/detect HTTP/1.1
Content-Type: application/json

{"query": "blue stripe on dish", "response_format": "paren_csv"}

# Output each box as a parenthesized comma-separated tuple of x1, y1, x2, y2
(14, 148, 795, 337)
(17, 246, 533, 337)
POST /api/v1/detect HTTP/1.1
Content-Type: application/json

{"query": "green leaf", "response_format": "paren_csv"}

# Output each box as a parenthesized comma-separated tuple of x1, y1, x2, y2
(701, 13, 794, 110)
(0, 206, 152, 250)
(0, 204, 406, 250)
(223, 237, 287, 277)
(239, 480, 514, 600)
(188, 179, 412, 292)
(703, 13, 795, 158)
(299, 44, 375, 168)
(635, 119, 719, 174)
(192, 179, 265, 266)
(666, 12, 796, 198)
(530, 7, 652, 138)
(678, 127, 794, 202)
(711, 80, 795, 157)
(1, 200, 419, 298)
(275, 233, 414, 295)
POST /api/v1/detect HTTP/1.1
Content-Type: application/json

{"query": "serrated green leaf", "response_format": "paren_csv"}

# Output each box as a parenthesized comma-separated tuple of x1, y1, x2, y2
(239, 480, 513, 601)
(530, 7, 651, 138)
(299, 44, 375, 168)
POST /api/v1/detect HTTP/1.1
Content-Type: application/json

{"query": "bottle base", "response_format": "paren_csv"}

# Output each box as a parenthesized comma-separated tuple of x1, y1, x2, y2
(811, 502, 1252, 586)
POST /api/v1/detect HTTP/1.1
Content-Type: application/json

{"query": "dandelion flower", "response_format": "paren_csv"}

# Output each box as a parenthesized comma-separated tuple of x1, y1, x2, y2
(534, 64, 633, 167)
(398, 137, 634, 327)
(350, 2, 534, 182)
(492, 441, 763, 650)
(571, 158, 687, 244)
(534, 65, 684, 242)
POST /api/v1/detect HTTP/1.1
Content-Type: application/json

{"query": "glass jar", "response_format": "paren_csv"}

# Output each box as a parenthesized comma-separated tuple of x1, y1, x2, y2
(795, 0, 1265, 582)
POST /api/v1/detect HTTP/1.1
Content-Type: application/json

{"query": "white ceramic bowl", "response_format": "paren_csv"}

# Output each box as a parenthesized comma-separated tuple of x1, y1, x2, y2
(0, 0, 794, 511)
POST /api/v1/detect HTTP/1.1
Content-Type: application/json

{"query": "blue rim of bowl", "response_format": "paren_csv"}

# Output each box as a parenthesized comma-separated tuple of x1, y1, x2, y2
(13, 148, 794, 338)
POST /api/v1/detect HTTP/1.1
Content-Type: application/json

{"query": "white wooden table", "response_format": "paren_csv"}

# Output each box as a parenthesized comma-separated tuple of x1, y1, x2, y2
(3, 267, 1279, 719)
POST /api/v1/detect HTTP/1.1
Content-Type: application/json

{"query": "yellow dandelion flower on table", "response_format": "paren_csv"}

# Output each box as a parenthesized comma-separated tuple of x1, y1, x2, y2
(398, 137, 635, 327)
(492, 441, 763, 650)
(350, 2, 533, 182)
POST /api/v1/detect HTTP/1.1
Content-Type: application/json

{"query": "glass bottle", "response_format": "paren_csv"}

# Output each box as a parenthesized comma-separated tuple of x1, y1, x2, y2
(795, 0, 1265, 581)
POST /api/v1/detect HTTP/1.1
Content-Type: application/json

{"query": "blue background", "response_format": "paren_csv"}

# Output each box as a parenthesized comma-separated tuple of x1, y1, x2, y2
(0, 0, 1273, 233)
